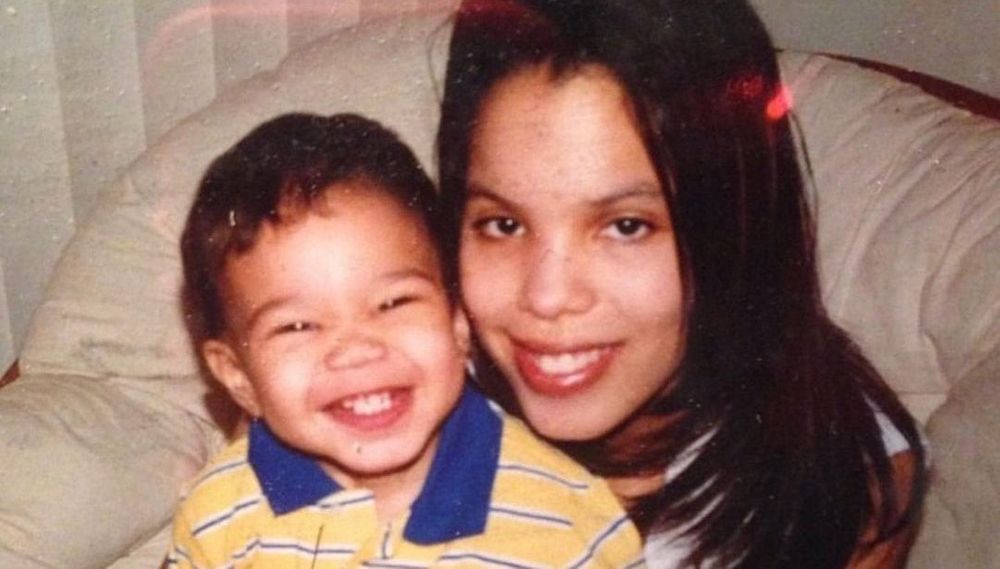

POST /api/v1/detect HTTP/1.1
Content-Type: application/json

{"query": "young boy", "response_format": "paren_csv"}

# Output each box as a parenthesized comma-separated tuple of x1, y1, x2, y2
(168, 113, 644, 568)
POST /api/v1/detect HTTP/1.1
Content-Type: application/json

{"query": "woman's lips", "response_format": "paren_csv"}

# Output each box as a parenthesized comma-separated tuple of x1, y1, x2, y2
(324, 387, 411, 432)
(512, 341, 618, 396)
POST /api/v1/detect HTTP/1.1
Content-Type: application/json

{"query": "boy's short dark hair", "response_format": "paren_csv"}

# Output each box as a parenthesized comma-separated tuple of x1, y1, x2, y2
(181, 112, 445, 341)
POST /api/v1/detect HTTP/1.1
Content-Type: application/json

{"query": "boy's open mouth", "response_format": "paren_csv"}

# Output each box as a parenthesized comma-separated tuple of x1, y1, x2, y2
(325, 387, 412, 430)
(341, 390, 394, 415)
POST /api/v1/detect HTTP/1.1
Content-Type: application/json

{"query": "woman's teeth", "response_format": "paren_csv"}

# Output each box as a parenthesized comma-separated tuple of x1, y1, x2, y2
(534, 349, 605, 375)
(341, 391, 393, 415)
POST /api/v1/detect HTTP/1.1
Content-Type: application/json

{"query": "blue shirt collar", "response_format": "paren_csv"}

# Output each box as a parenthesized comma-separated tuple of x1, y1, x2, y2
(248, 384, 503, 544)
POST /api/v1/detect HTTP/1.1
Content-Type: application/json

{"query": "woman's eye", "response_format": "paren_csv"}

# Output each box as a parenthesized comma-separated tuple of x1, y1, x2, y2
(602, 217, 652, 240)
(379, 295, 417, 312)
(472, 216, 524, 238)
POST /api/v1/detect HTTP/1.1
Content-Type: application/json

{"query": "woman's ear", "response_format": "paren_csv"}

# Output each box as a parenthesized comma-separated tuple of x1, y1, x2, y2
(202, 339, 261, 417)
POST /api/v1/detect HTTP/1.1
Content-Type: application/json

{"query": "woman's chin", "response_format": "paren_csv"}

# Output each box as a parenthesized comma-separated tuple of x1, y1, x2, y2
(521, 402, 619, 442)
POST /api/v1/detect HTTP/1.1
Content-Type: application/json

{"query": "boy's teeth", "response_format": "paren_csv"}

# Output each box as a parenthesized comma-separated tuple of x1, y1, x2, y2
(534, 349, 603, 375)
(341, 392, 393, 415)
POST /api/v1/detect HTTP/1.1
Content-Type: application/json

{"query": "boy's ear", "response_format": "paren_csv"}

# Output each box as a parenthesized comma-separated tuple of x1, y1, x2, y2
(452, 307, 471, 354)
(202, 339, 261, 417)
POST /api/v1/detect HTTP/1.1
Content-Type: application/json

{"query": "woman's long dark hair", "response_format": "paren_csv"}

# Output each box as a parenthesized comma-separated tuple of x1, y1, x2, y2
(437, 0, 926, 567)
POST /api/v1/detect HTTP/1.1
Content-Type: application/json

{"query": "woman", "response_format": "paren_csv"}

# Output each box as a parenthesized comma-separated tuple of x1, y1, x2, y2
(437, 0, 926, 567)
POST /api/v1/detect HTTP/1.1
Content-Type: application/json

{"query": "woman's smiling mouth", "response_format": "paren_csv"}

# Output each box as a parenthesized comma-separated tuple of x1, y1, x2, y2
(512, 341, 619, 396)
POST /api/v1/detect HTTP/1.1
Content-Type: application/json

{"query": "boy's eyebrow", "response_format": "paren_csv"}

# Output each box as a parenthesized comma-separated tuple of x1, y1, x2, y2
(377, 267, 440, 286)
(243, 295, 294, 333)
(242, 268, 441, 331)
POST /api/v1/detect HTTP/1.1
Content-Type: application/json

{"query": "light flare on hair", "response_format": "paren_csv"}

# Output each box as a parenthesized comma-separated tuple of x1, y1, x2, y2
(766, 84, 794, 121)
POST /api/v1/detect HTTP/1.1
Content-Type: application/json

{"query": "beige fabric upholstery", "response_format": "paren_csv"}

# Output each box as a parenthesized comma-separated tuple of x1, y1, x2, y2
(781, 53, 1000, 567)
(0, 9, 996, 569)
(910, 360, 1000, 568)
(781, 53, 1000, 423)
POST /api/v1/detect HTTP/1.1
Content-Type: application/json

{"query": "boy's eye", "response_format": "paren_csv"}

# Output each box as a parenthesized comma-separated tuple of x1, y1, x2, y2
(273, 321, 315, 335)
(472, 216, 524, 238)
(601, 217, 652, 240)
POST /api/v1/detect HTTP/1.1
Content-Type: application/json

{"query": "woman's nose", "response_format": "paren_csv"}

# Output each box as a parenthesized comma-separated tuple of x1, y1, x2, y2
(518, 243, 595, 319)
(323, 334, 386, 370)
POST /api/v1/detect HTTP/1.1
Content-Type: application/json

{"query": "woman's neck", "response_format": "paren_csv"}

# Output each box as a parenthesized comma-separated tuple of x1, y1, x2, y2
(605, 472, 666, 510)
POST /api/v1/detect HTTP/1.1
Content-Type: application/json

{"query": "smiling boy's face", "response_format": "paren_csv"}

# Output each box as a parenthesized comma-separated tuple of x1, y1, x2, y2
(202, 182, 469, 490)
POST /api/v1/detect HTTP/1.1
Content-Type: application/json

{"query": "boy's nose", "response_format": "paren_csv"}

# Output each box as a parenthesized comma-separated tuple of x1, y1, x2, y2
(323, 336, 387, 370)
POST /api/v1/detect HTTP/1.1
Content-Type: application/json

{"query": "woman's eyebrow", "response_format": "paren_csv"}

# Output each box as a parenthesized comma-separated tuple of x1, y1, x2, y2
(587, 183, 663, 208)
(464, 182, 511, 206)
(466, 182, 662, 208)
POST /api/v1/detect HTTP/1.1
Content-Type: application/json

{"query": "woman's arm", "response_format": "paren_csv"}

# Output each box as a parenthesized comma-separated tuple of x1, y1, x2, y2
(847, 450, 920, 569)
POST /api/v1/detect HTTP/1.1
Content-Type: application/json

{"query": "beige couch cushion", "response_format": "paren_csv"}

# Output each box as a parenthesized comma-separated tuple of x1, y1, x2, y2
(780, 53, 1000, 568)
(0, 374, 218, 569)
(781, 52, 1000, 423)
(909, 357, 1000, 568)
(1, 10, 997, 569)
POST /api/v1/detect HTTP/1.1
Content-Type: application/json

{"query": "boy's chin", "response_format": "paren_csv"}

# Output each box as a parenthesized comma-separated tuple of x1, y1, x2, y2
(323, 438, 436, 488)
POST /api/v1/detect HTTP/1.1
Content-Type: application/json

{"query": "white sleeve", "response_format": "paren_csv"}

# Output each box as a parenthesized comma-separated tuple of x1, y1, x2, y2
(874, 408, 911, 456)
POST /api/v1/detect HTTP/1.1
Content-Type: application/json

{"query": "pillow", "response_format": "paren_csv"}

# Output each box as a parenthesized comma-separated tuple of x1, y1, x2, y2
(908, 353, 1000, 568)
(781, 52, 1000, 569)
(779, 52, 1000, 423)
(0, 373, 220, 568)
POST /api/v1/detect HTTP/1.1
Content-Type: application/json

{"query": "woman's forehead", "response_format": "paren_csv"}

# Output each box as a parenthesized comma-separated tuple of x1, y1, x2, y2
(468, 64, 659, 203)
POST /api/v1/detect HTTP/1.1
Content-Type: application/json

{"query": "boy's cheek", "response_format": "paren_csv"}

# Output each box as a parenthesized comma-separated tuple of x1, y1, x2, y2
(395, 325, 468, 362)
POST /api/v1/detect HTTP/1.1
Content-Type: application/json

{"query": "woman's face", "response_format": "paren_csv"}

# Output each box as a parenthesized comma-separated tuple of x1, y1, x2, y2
(460, 64, 685, 441)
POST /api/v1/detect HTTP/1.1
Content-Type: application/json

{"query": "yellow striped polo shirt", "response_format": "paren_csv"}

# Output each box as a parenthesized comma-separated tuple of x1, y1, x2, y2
(166, 386, 645, 568)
